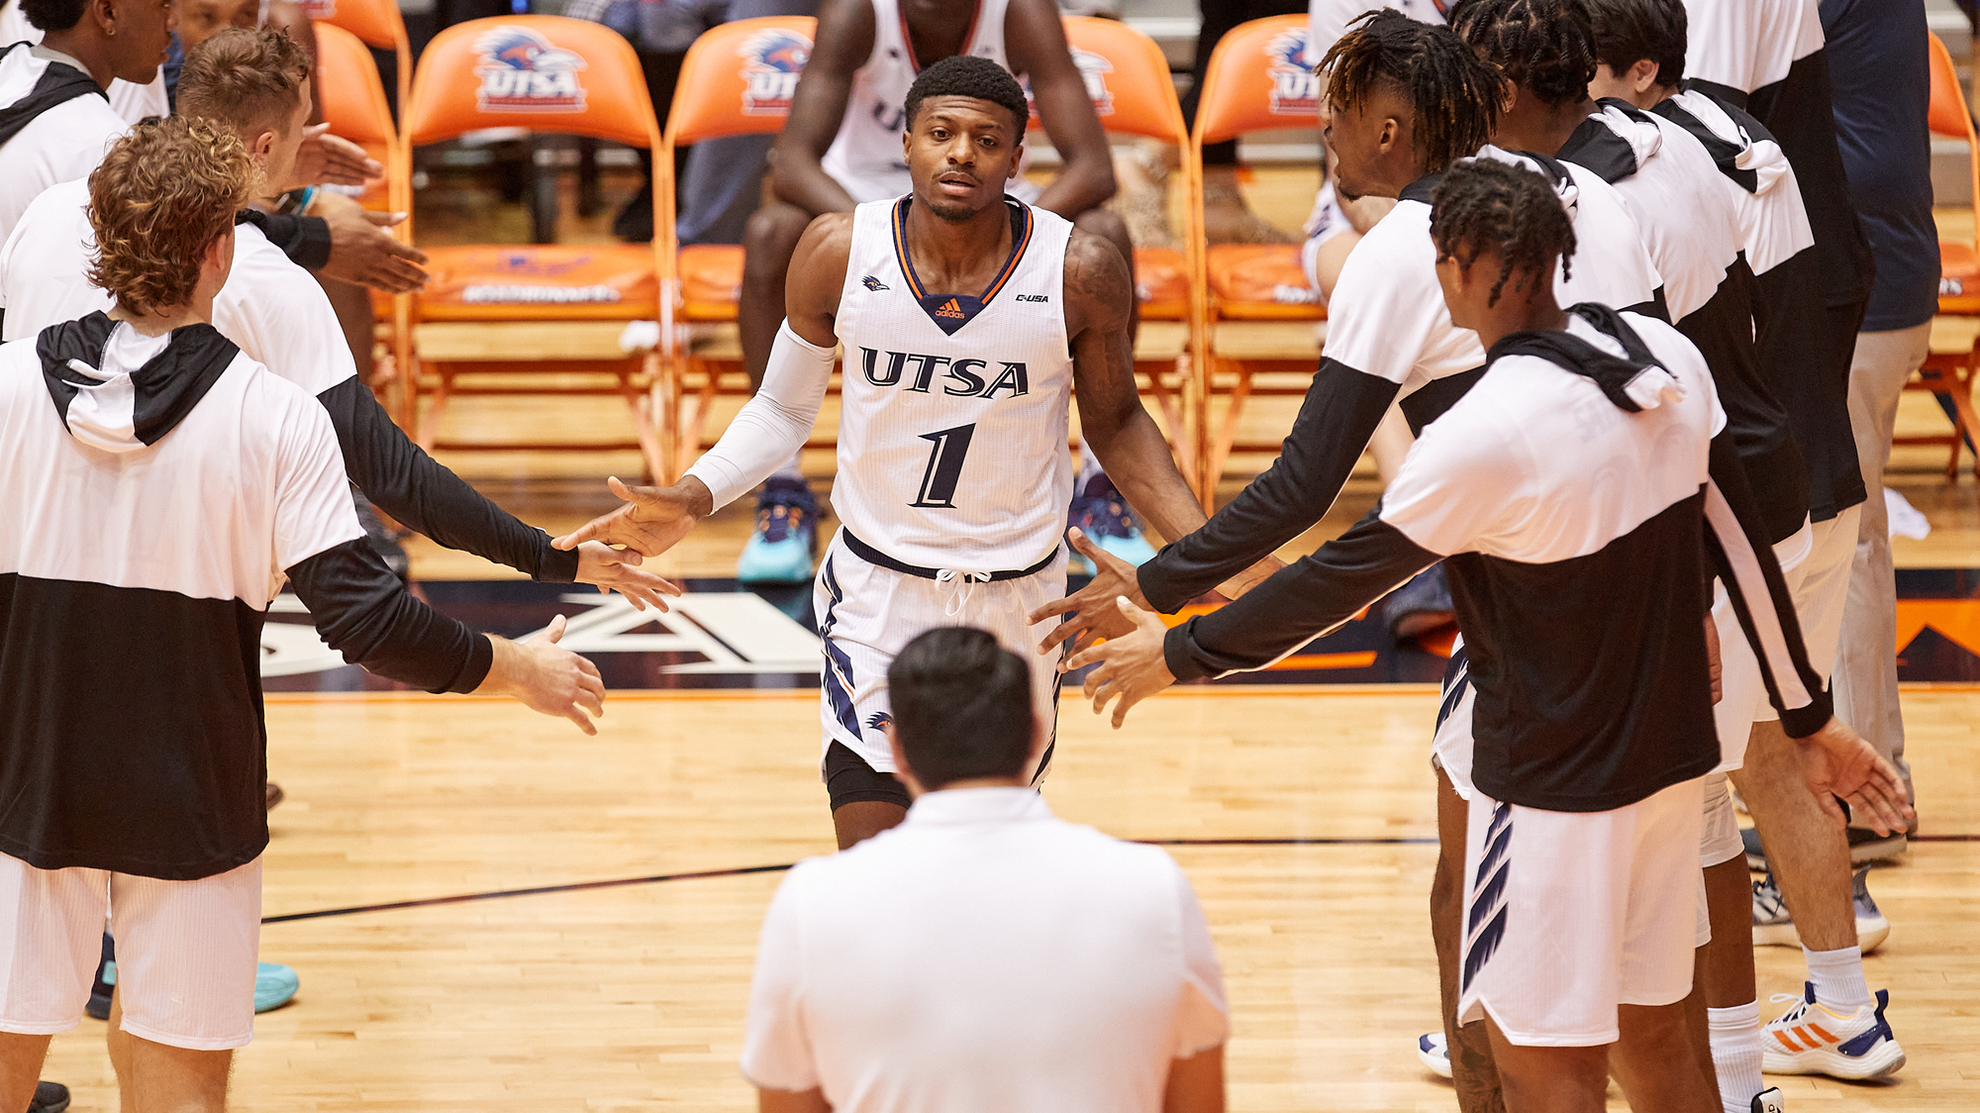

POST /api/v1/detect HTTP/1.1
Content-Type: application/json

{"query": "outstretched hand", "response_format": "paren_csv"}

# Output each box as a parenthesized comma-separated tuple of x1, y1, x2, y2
(1063, 596, 1176, 729)
(553, 476, 709, 558)
(1797, 717, 1913, 835)
(1028, 527, 1146, 655)
(288, 123, 383, 190)
(574, 541, 684, 612)
(484, 615, 606, 735)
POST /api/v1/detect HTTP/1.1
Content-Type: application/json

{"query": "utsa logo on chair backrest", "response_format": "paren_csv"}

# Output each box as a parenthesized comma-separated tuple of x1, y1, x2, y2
(664, 17, 817, 146)
(1193, 15, 1317, 147)
(1031, 18, 1187, 146)
(404, 16, 657, 148)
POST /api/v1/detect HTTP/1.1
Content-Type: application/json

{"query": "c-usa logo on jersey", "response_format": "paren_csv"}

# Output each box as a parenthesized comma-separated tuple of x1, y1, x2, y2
(858, 347, 1028, 399)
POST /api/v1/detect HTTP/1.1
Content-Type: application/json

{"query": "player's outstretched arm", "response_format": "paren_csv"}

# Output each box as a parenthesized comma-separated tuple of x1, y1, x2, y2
(478, 615, 608, 736)
(557, 216, 852, 556)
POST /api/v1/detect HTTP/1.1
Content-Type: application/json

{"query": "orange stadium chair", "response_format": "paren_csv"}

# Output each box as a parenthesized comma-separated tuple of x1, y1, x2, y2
(1044, 15, 1200, 481)
(653, 16, 816, 480)
(1915, 30, 1979, 476)
(394, 15, 666, 472)
(299, 0, 411, 122)
(1187, 14, 1324, 502)
(315, 23, 401, 213)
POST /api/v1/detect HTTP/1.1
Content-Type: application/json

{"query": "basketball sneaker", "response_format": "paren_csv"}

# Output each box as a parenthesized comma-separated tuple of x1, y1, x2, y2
(1067, 474, 1156, 575)
(1762, 984, 1905, 1080)
(1750, 1086, 1785, 1113)
(255, 962, 300, 1012)
(1751, 867, 1889, 952)
(1414, 1031, 1453, 1078)
(28, 1081, 68, 1113)
(736, 477, 819, 583)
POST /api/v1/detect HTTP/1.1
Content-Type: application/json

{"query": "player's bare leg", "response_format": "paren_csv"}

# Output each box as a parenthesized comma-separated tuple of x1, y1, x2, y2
(1607, 1002, 1719, 1113)
(0, 1033, 53, 1113)
(108, 988, 233, 1113)
(833, 801, 907, 851)
(1677, 952, 1722, 1109)
(1481, 1020, 1607, 1113)
(1432, 765, 1506, 1113)
(1732, 723, 1856, 949)
(741, 201, 821, 391)
(1701, 857, 1758, 1007)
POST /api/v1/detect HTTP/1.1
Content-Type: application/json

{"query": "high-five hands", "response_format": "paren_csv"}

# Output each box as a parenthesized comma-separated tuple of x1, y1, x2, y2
(1797, 717, 1914, 836)
(481, 615, 607, 735)
(1027, 528, 1283, 657)
(552, 476, 713, 558)
(573, 540, 683, 612)
(289, 124, 384, 190)
(1063, 596, 1176, 729)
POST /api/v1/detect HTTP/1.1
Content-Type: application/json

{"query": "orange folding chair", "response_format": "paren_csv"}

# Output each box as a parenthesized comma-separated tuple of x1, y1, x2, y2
(1188, 14, 1324, 502)
(394, 16, 666, 472)
(1048, 15, 1199, 480)
(1915, 30, 1979, 476)
(299, 0, 411, 122)
(315, 23, 402, 214)
(653, 16, 816, 480)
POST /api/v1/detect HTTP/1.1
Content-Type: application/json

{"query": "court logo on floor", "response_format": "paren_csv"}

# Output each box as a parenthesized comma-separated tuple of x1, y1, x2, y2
(737, 28, 811, 116)
(472, 26, 588, 113)
(1265, 29, 1318, 117)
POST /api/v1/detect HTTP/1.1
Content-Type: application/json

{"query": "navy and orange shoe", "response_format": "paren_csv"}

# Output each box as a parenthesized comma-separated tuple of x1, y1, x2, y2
(1762, 983, 1905, 1080)
(737, 477, 819, 584)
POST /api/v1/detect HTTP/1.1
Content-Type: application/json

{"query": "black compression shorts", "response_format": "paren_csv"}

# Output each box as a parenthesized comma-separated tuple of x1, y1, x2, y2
(824, 741, 911, 812)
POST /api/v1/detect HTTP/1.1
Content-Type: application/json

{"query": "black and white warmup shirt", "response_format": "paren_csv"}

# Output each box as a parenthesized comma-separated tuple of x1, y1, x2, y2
(1137, 150, 1662, 612)
(1653, 88, 1865, 524)
(1558, 100, 1808, 546)
(1166, 308, 1832, 812)
(0, 315, 492, 880)
(0, 42, 124, 249)
(0, 180, 581, 582)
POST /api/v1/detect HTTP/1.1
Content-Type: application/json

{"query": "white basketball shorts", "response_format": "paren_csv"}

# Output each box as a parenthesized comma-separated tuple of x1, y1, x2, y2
(1713, 506, 1859, 769)
(812, 528, 1067, 781)
(0, 853, 261, 1050)
(1457, 778, 1704, 1046)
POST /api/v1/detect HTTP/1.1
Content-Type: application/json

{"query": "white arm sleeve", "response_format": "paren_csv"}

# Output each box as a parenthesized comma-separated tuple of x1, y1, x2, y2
(682, 320, 833, 510)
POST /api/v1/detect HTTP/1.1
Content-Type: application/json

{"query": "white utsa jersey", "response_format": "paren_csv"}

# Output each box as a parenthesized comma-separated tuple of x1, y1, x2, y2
(830, 196, 1074, 572)
(818, 0, 1037, 205)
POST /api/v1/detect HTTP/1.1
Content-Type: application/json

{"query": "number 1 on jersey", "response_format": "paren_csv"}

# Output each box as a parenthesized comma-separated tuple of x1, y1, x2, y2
(911, 423, 976, 508)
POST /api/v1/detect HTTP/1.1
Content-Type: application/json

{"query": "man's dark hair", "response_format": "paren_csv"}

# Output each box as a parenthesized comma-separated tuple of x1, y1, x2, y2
(22, 0, 88, 32)
(886, 627, 1034, 790)
(1430, 157, 1577, 306)
(1583, 0, 1687, 91)
(1449, 0, 1600, 109)
(1320, 10, 1506, 175)
(903, 54, 1029, 133)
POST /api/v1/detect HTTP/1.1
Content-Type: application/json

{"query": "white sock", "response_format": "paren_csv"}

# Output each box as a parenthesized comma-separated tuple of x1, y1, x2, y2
(771, 450, 803, 483)
(1075, 439, 1103, 495)
(1708, 1001, 1763, 1113)
(1804, 944, 1872, 1013)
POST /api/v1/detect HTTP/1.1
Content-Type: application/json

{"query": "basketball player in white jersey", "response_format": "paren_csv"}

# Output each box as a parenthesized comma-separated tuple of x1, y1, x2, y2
(730, 0, 1150, 585)
(557, 56, 1237, 850)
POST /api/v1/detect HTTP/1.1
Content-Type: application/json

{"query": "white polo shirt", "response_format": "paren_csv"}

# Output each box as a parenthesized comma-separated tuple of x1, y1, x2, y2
(0, 43, 127, 246)
(741, 786, 1228, 1112)
(0, 179, 358, 396)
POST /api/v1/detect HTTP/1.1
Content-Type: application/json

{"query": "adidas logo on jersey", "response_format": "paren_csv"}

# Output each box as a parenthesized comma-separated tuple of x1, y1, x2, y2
(861, 275, 888, 291)
(858, 346, 1029, 399)
(933, 297, 966, 319)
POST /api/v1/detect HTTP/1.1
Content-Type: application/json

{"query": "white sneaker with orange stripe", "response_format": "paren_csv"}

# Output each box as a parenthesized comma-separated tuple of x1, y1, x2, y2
(1762, 984, 1905, 1080)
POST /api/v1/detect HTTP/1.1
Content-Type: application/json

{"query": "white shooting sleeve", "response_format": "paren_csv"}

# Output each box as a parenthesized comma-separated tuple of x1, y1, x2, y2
(682, 320, 833, 509)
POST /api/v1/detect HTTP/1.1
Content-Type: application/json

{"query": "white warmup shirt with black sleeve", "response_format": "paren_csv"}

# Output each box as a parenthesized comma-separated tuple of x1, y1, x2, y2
(0, 181, 584, 583)
(1681, 0, 1872, 526)
(1165, 306, 1834, 809)
(0, 314, 492, 881)
(0, 42, 124, 249)
(1555, 99, 1809, 547)
(1135, 149, 1662, 614)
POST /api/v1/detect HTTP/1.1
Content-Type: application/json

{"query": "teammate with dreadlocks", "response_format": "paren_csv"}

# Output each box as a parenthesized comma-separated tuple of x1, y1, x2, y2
(1068, 155, 1909, 1113)
(1585, 1, 1904, 1102)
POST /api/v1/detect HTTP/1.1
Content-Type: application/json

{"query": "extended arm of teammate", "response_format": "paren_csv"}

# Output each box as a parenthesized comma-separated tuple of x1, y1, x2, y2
(768, 0, 874, 216)
(551, 216, 852, 557)
(1005, 0, 1117, 219)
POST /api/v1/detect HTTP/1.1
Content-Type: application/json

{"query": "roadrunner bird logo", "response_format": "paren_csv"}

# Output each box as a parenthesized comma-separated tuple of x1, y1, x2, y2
(738, 28, 812, 115)
(472, 27, 587, 113)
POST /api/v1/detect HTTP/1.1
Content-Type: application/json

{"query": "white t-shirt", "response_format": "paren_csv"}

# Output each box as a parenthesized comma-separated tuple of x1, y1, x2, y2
(1682, 0, 1823, 96)
(741, 787, 1228, 1112)
(0, 4, 169, 124)
(0, 179, 359, 396)
(0, 43, 127, 246)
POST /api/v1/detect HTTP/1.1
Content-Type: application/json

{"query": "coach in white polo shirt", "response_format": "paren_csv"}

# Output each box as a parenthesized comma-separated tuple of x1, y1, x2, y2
(741, 627, 1228, 1113)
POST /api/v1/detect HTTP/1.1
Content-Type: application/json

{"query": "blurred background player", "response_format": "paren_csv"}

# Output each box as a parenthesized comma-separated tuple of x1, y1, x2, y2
(741, 627, 1228, 1113)
(555, 57, 1241, 850)
(729, 0, 1151, 583)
